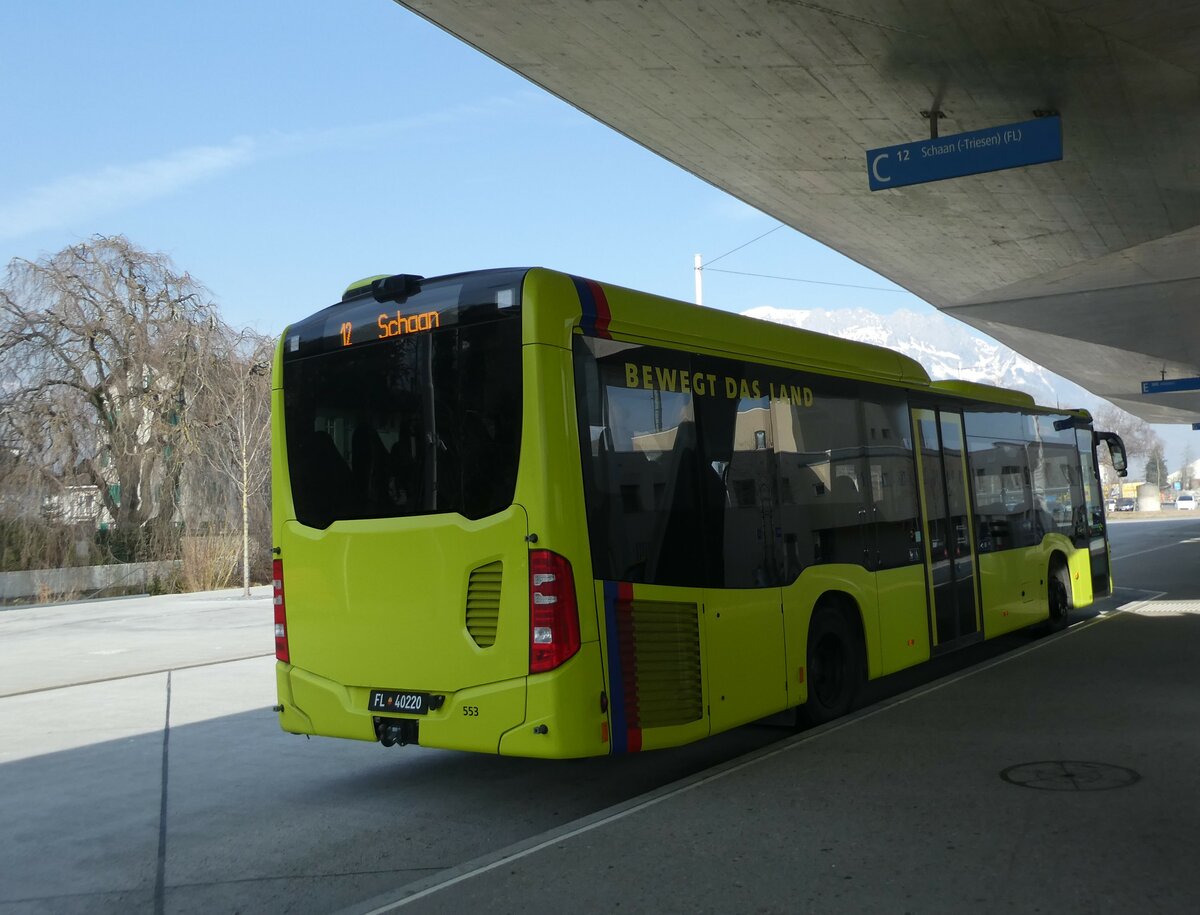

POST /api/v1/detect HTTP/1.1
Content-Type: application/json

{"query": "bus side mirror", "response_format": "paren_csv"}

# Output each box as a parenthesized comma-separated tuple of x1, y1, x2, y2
(1096, 431, 1128, 478)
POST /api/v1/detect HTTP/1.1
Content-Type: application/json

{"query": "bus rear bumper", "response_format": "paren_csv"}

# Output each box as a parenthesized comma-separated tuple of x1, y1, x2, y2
(275, 642, 609, 757)
(275, 662, 315, 735)
(500, 642, 608, 758)
(276, 662, 529, 752)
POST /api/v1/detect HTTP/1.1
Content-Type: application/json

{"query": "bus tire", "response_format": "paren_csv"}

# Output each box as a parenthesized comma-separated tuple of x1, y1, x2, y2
(797, 605, 862, 728)
(1047, 562, 1070, 632)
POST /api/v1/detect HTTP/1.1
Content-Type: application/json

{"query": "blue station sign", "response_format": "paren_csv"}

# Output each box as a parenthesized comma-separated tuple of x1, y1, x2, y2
(1141, 377, 1200, 395)
(866, 117, 1063, 191)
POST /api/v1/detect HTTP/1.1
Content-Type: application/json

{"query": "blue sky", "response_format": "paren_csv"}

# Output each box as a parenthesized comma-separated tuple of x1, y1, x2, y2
(2, 1, 1193, 466)
(0, 0, 914, 337)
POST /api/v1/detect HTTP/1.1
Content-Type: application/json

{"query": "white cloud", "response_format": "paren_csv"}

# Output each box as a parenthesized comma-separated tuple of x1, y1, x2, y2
(0, 98, 525, 243)
(0, 139, 260, 241)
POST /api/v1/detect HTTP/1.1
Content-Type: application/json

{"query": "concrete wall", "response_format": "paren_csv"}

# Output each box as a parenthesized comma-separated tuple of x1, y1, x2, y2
(1137, 482, 1161, 512)
(0, 561, 181, 602)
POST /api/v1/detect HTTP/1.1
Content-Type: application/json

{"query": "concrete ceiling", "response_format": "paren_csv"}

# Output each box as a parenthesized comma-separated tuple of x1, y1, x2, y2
(399, 0, 1200, 425)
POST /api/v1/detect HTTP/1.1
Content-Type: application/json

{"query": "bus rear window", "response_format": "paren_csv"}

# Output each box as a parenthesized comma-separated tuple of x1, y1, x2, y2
(282, 286, 523, 528)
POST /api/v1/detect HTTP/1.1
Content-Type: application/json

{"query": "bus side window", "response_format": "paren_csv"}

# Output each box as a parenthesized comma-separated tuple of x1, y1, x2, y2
(862, 394, 919, 568)
(644, 420, 708, 586)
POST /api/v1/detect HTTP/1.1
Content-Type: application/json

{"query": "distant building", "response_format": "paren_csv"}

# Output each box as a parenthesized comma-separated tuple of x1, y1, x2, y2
(41, 485, 114, 529)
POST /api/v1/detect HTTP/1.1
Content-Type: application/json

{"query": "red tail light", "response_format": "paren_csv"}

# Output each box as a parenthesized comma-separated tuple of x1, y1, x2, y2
(273, 558, 290, 662)
(529, 550, 580, 674)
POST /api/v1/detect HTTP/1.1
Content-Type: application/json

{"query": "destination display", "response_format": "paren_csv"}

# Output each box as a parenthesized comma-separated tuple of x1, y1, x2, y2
(342, 308, 441, 347)
(866, 116, 1062, 191)
(289, 296, 453, 357)
(281, 268, 527, 360)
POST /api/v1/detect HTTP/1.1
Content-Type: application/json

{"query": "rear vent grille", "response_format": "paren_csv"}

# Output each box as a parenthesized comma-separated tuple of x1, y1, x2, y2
(619, 600, 702, 728)
(466, 561, 502, 647)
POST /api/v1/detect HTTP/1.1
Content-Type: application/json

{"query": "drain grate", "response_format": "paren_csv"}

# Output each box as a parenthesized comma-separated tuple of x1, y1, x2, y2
(1000, 760, 1140, 791)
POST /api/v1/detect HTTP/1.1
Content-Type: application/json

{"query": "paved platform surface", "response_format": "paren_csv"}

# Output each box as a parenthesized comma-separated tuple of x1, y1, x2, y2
(348, 598, 1200, 914)
(0, 588, 784, 913)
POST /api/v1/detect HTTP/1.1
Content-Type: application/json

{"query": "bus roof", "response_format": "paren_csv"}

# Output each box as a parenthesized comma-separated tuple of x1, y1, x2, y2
(521, 267, 935, 391)
(929, 380, 1037, 408)
(323, 267, 1084, 412)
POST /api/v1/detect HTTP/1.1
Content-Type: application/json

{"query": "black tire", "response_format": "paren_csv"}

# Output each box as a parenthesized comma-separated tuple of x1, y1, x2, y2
(1047, 564, 1070, 632)
(797, 605, 862, 728)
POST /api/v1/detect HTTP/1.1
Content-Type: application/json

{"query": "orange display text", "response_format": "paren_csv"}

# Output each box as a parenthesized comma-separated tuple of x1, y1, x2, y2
(377, 310, 440, 339)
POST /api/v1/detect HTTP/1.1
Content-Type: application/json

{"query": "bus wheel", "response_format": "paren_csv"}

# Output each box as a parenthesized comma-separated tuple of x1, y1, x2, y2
(1047, 564, 1070, 632)
(797, 606, 861, 728)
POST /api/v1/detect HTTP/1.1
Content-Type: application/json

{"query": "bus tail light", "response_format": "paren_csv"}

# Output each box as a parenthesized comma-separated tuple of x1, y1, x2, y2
(273, 558, 290, 663)
(529, 550, 580, 674)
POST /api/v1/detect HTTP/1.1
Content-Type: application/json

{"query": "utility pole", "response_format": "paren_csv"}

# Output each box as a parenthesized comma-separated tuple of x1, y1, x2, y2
(694, 253, 703, 306)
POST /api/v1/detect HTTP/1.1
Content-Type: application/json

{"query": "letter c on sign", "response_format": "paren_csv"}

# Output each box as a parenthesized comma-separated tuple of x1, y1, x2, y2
(871, 153, 890, 184)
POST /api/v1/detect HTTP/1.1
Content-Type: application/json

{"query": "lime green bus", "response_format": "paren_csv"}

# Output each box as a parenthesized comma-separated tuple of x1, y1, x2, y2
(271, 267, 1127, 758)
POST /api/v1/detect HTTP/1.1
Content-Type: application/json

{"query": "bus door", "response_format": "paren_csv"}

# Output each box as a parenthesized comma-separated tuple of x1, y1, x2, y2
(695, 376, 788, 734)
(912, 408, 982, 649)
(1088, 431, 1127, 598)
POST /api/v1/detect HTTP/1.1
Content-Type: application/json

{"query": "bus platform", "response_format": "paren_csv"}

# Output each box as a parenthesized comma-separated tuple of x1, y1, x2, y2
(346, 596, 1200, 914)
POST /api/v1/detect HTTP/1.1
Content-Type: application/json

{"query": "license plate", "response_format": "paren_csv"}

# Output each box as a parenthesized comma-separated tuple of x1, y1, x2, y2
(368, 689, 429, 715)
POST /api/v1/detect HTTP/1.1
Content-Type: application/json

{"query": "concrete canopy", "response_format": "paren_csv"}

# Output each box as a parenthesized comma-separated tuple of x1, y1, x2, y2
(399, 0, 1200, 425)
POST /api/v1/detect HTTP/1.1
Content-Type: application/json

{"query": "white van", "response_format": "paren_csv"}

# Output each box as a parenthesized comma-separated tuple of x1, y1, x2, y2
(1178, 493, 1196, 510)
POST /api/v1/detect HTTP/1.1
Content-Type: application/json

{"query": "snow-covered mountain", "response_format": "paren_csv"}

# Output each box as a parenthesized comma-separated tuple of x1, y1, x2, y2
(742, 305, 1100, 411)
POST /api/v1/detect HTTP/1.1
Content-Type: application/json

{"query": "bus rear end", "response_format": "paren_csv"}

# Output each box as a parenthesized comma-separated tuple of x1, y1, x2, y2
(272, 269, 606, 757)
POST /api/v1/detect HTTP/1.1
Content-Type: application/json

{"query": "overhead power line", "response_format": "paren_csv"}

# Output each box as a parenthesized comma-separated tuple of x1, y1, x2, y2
(702, 224, 786, 268)
(703, 267, 906, 293)
(694, 222, 908, 305)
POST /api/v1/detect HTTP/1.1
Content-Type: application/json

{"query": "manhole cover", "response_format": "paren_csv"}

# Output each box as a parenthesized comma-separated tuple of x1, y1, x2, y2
(1000, 760, 1140, 791)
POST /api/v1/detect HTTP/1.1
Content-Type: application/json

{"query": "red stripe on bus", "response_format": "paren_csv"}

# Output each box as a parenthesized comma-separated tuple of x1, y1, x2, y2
(615, 581, 642, 752)
(588, 279, 612, 338)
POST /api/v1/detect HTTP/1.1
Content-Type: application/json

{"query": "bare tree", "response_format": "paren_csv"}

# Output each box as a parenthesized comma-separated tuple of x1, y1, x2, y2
(1092, 403, 1161, 486)
(186, 328, 274, 596)
(1145, 445, 1168, 489)
(1180, 445, 1197, 491)
(0, 236, 221, 558)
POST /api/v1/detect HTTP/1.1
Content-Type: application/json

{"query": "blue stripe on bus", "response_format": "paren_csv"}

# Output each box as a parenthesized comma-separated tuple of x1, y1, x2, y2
(573, 275, 598, 336)
(602, 580, 628, 754)
(572, 275, 612, 338)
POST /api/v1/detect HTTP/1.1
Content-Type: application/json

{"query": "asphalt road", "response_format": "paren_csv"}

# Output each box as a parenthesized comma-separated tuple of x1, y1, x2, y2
(1106, 511, 1200, 601)
(1, 513, 1195, 914)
